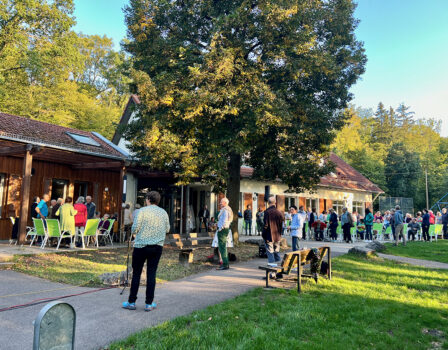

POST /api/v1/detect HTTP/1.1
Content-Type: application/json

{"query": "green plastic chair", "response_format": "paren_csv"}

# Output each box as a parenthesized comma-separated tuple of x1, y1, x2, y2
(336, 222, 343, 242)
(78, 219, 100, 249)
(429, 225, 437, 242)
(43, 219, 74, 250)
(434, 224, 443, 240)
(350, 226, 357, 242)
(384, 225, 392, 241)
(97, 219, 115, 246)
(373, 223, 383, 241)
(30, 218, 47, 247)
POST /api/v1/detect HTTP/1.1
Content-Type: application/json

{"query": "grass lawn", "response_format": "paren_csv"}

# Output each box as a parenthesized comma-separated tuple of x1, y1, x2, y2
(0, 243, 258, 287)
(109, 255, 448, 350)
(384, 240, 448, 264)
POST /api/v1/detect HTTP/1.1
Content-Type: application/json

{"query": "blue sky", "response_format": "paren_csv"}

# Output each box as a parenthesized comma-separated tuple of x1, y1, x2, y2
(73, 0, 448, 136)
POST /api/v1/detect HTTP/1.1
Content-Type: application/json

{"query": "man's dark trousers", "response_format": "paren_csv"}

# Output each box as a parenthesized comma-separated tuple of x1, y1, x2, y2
(218, 228, 229, 267)
(129, 245, 163, 305)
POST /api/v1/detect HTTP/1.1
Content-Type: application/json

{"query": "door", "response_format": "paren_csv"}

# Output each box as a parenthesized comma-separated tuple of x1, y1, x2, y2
(51, 179, 69, 200)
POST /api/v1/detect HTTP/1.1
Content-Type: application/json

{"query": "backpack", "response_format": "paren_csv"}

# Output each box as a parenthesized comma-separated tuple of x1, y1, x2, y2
(348, 212, 354, 227)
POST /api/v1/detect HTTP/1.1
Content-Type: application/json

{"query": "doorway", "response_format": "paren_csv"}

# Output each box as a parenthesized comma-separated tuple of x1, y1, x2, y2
(74, 182, 89, 200)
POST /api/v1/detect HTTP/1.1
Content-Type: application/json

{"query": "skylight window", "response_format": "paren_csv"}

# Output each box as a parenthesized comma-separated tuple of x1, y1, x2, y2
(66, 132, 101, 147)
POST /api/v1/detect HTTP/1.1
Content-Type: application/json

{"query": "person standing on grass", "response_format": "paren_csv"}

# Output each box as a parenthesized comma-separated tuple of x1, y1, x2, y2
(298, 206, 307, 240)
(216, 197, 233, 271)
(256, 207, 264, 236)
(328, 208, 338, 242)
(244, 204, 253, 236)
(442, 208, 448, 239)
(262, 196, 284, 267)
(122, 191, 170, 311)
(85, 196, 96, 220)
(35, 194, 50, 219)
(288, 205, 302, 251)
(364, 208, 374, 242)
(394, 205, 406, 246)
(74, 196, 87, 237)
(341, 207, 353, 243)
(56, 197, 77, 238)
(421, 209, 430, 242)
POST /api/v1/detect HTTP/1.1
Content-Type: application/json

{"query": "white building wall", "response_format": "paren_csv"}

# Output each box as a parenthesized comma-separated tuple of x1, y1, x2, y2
(125, 172, 138, 209)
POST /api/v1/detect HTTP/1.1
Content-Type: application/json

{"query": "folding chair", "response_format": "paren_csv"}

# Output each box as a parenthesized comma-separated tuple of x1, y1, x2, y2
(434, 224, 443, 240)
(30, 218, 47, 247)
(76, 219, 100, 249)
(350, 226, 357, 242)
(43, 219, 74, 250)
(384, 226, 393, 241)
(429, 225, 437, 242)
(336, 223, 343, 242)
(373, 223, 383, 241)
(97, 219, 114, 246)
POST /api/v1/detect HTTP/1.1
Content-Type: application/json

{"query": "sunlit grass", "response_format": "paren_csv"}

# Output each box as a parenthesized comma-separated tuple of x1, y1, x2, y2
(384, 240, 448, 264)
(2, 244, 259, 287)
(109, 255, 448, 350)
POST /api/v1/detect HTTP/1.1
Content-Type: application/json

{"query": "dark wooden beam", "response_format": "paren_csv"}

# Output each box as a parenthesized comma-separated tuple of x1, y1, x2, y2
(0, 144, 41, 156)
(18, 149, 33, 244)
(72, 161, 123, 169)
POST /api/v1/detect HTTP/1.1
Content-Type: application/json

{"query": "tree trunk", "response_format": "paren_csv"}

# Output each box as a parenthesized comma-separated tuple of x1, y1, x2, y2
(227, 153, 241, 245)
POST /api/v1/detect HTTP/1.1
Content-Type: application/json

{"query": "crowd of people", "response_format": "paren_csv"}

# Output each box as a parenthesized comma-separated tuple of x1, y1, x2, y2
(242, 203, 448, 246)
(29, 193, 121, 246)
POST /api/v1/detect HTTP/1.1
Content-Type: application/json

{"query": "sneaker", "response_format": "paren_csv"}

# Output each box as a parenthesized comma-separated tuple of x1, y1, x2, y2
(145, 302, 157, 312)
(122, 301, 136, 310)
(216, 265, 229, 270)
(267, 263, 277, 267)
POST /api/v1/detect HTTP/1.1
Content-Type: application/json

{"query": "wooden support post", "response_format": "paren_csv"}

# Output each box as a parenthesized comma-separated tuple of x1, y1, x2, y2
(18, 146, 33, 244)
(328, 247, 332, 280)
(118, 166, 125, 242)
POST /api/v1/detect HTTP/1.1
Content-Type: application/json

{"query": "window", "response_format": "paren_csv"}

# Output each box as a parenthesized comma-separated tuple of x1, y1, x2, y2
(306, 198, 318, 212)
(51, 179, 69, 200)
(66, 132, 101, 147)
(0, 173, 4, 218)
(285, 197, 296, 209)
(332, 200, 345, 216)
(353, 201, 365, 217)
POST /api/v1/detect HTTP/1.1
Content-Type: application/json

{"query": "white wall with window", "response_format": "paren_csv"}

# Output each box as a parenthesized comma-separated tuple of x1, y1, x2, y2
(332, 200, 345, 216)
(285, 196, 297, 209)
(353, 201, 365, 217)
(0, 173, 4, 218)
(306, 198, 318, 213)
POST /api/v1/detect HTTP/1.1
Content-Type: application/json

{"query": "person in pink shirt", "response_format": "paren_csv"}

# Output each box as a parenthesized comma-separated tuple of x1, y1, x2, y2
(74, 196, 88, 236)
(429, 210, 436, 225)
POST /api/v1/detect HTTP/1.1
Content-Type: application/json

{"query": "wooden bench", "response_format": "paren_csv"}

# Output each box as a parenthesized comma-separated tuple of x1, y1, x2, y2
(258, 246, 331, 293)
(167, 233, 212, 266)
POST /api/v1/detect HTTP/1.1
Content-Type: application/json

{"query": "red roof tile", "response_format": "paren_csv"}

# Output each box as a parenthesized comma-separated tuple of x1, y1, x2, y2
(0, 112, 126, 160)
(240, 153, 384, 194)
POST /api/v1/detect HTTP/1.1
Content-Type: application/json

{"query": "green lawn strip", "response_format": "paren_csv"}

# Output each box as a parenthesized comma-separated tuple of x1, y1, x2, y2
(1, 244, 258, 287)
(109, 255, 448, 350)
(384, 240, 448, 264)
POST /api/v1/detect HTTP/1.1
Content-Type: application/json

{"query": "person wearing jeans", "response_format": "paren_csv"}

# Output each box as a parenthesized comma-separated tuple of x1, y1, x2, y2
(288, 206, 302, 251)
(262, 196, 284, 267)
(394, 205, 406, 246)
(422, 209, 430, 242)
(243, 205, 253, 236)
(123, 191, 170, 311)
(216, 197, 234, 270)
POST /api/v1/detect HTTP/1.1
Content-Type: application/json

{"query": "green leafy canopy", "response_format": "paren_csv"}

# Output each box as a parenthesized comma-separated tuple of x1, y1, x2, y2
(123, 0, 366, 193)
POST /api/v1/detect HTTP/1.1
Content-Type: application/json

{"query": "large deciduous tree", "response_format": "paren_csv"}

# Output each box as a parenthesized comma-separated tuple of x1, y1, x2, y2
(0, 0, 130, 138)
(123, 0, 366, 238)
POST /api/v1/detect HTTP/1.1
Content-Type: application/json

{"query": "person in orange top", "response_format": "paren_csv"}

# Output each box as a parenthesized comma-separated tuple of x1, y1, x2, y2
(74, 196, 88, 236)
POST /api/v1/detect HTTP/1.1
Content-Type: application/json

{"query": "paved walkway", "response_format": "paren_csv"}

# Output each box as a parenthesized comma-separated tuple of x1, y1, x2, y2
(377, 253, 448, 269)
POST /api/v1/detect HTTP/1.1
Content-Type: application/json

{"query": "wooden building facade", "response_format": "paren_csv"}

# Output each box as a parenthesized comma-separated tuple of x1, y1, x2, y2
(0, 112, 128, 241)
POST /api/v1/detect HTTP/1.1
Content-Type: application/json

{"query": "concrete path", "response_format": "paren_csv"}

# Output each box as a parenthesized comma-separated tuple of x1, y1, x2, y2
(377, 253, 448, 269)
(0, 259, 268, 350)
(0, 241, 352, 350)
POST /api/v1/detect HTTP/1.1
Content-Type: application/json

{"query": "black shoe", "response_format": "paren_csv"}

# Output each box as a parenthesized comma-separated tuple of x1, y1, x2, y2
(216, 266, 229, 270)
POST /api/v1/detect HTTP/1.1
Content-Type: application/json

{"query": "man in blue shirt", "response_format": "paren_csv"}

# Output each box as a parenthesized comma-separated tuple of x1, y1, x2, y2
(36, 194, 50, 219)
